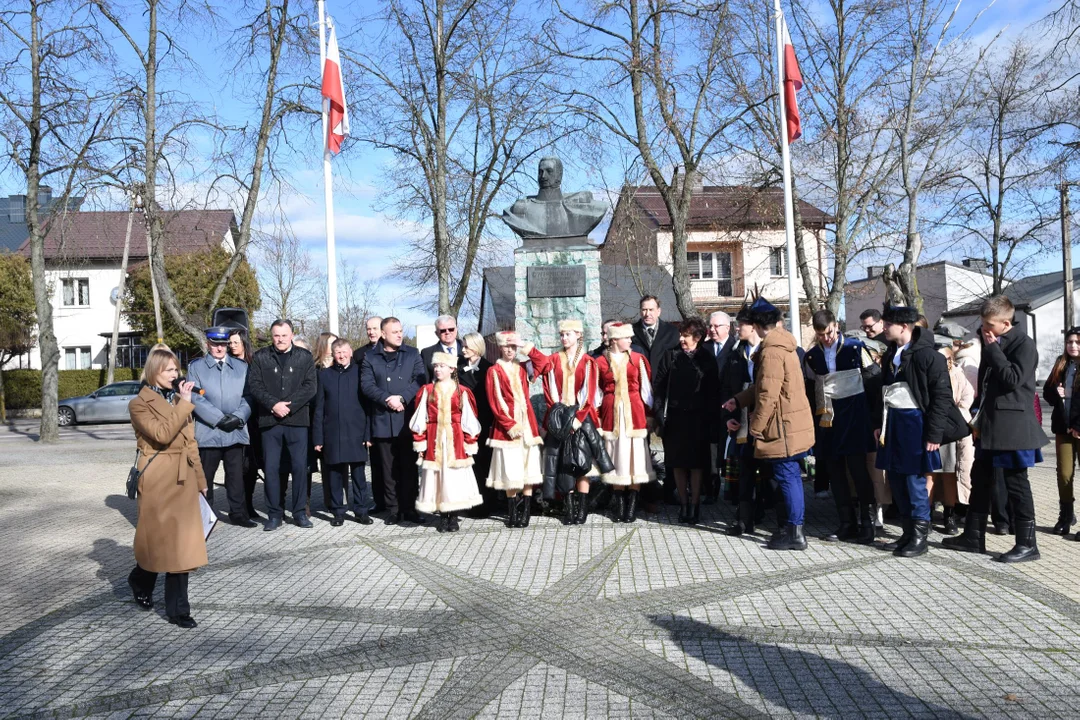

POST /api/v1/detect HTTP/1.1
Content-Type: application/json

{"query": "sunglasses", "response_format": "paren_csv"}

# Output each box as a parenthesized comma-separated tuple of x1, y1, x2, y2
(438, 328, 457, 334)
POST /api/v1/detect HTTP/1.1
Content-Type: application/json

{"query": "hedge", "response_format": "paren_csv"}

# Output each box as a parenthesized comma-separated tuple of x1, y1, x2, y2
(1, 368, 148, 410)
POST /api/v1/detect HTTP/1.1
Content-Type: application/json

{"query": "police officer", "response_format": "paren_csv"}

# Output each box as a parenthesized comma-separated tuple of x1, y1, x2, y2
(188, 326, 255, 527)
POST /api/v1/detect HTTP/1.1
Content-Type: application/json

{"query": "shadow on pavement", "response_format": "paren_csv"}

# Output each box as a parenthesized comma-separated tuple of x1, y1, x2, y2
(105, 494, 139, 527)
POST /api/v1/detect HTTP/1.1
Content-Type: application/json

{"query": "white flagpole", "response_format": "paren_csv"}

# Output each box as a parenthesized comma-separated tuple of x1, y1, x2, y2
(775, 0, 800, 347)
(319, 1, 340, 335)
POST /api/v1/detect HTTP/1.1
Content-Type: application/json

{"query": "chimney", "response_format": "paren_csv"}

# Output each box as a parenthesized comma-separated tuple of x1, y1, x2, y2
(867, 266, 883, 280)
(962, 258, 989, 271)
(36, 185, 52, 208)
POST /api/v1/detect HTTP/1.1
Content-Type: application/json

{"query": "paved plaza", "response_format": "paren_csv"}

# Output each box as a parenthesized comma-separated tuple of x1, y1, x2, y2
(2, 421, 1080, 718)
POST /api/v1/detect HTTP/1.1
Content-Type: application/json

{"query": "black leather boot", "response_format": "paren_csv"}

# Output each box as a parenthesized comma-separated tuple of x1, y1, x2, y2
(520, 495, 533, 527)
(996, 520, 1040, 563)
(436, 514, 450, 533)
(883, 519, 913, 552)
(564, 492, 577, 526)
(678, 500, 690, 524)
(942, 506, 959, 536)
(611, 491, 625, 523)
(896, 520, 929, 558)
(823, 505, 858, 542)
(447, 513, 460, 532)
(726, 501, 752, 536)
(623, 490, 639, 523)
(767, 524, 807, 551)
(854, 503, 875, 545)
(576, 492, 590, 525)
(941, 512, 987, 554)
(506, 495, 520, 528)
(689, 501, 701, 526)
(1054, 501, 1075, 536)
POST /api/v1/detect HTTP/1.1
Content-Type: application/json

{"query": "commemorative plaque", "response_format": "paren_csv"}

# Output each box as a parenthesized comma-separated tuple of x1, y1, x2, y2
(527, 265, 586, 298)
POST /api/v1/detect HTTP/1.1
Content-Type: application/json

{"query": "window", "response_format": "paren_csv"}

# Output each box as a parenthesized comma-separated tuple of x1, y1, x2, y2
(687, 250, 734, 296)
(770, 247, 785, 276)
(62, 278, 90, 306)
(64, 346, 92, 370)
(96, 384, 137, 397)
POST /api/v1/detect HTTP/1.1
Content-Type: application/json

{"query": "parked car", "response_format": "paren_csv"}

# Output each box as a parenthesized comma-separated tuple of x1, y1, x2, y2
(58, 381, 142, 426)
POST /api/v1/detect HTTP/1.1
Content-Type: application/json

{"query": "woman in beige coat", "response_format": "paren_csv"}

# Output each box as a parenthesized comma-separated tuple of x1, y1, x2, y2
(127, 347, 208, 629)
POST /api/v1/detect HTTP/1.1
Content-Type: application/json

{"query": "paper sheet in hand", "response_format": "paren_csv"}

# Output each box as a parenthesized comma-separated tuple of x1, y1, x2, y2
(199, 494, 218, 540)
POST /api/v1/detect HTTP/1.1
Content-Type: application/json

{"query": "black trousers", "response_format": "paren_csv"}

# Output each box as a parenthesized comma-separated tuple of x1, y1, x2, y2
(737, 453, 774, 502)
(129, 565, 189, 617)
(369, 444, 386, 511)
(200, 445, 246, 521)
(814, 450, 831, 493)
(371, 434, 418, 515)
(969, 456, 1033, 525)
(824, 454, 875, 507)
(262, 424, 309, 519)
(324, 462, 372, 516)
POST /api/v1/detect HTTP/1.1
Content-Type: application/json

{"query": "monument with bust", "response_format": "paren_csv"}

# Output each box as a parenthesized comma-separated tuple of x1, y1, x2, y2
(502, 155, 605, 354)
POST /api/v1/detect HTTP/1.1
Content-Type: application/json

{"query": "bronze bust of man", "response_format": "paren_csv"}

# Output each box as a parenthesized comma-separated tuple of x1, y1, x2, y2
(501, 156, 607, 239)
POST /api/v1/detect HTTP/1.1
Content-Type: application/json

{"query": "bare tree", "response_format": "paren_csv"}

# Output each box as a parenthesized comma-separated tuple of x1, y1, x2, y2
(0, 0, 118, 442)
(353, 0, 560, 316)
(336, 260, 384, 343)
(549, 0, 761, 319)
(252, 227, 321, 323)
(946, 40, 1067, 293)
(93, 0, 317, 349)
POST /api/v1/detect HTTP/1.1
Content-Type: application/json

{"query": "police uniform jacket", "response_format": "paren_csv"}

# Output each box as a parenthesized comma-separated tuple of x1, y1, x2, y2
(187, 354, 251, 447)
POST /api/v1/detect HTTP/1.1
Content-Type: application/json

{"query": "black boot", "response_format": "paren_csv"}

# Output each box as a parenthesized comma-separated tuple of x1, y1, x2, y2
(883, 519, 913, 552)
(436, 514, 450, 533)
(678, 499, 690, 524)
(942, 506, 959, 536)
(447, 513, 460, 532)
(611, 491, 625, 523)
(996, 520, 1040, 563)
(506, 495, 520, 528)
(941, 512, 987, 554)
(520, 495, 533, 527)
(564, 492, 577, 526)
(823, 505, 858, 542)
(896, 520, 929, 558)
(689, 501, 701, 526)
(726, 501, 753, 536)
(854, 503, 875, 545)
(1054, 501, 1075, 536)
(623, 490, 639, 523)
(767, 524, 807, 551)
(576, 492, 590, 525)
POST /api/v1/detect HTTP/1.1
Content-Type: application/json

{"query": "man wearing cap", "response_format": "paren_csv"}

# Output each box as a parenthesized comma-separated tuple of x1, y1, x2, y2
(188, 327, 255, 527)
(722, 297, 815, 550)
(873, 305, 952, 558)
(803, 309, 879, 544)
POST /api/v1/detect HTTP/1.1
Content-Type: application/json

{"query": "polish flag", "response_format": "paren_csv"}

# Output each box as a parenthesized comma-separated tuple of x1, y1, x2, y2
(321, 18, 349, 154)
(780, 14, 803, 143)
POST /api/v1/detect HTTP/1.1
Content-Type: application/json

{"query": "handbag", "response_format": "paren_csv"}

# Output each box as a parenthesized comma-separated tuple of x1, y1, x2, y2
(126, 449, 161, 499)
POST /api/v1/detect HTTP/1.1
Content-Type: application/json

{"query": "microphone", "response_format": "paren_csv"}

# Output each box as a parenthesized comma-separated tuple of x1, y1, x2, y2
(175, 378, 206, 396)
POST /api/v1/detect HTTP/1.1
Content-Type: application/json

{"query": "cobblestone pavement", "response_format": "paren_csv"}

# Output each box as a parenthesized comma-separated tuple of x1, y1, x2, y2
(3, 421, 1080, 719)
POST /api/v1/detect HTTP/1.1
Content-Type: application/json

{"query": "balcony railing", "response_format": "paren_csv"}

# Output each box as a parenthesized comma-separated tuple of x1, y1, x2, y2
(690, 278, 739, 302)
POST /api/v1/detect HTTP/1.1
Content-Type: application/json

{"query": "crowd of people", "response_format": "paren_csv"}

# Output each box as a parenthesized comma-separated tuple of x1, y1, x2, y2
(126, 291, 1069, 628)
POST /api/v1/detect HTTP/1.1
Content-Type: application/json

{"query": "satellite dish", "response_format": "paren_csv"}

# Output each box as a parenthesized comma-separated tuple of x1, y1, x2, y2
(110, 287, 120, 304)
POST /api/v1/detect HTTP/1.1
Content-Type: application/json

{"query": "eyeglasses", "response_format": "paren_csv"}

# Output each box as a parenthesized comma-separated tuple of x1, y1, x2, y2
(860, 324, 876, 332)
(438, 328, 457, 334)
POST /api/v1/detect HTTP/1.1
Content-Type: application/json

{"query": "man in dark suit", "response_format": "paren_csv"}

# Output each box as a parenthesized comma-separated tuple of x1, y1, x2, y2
(702, 311, 737, 503)
(632, 295, 680, 368)
(356, 315, 384, 511)
(361, 317, 428, 525)
(420, 314, 465, 380)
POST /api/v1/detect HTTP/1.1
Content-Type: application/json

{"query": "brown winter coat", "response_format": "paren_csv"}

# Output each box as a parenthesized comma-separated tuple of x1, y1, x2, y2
(129, 386, 209, 574)
(734, 327, 815, 460)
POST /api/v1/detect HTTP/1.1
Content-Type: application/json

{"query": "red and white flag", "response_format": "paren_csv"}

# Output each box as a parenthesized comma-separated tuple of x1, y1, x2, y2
(321, 17, 349, 154)
(780, 14, 803, 144)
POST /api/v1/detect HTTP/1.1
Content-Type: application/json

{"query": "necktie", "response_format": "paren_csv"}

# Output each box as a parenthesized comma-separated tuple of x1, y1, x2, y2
(647, 326, 655, 347)
(713, 343, 719, 357)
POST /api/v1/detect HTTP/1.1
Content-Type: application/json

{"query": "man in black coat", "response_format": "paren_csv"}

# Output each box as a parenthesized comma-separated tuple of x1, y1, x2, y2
(355, 316, 383, 510)
(361, 317, 428, 524)
(945, 296, 1049, 562)
(420, 314, 465, 380)
(632, 295, 680, 368)
(701, 310, 737, 502)
(314, 339, 373, 527)
(246, 319, 318, 531)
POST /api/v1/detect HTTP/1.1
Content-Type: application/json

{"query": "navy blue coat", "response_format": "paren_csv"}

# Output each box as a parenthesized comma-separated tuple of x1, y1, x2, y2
(360, 341, 427, 438)
(803, 336, 877, 456)
(313, 362, 369, 465)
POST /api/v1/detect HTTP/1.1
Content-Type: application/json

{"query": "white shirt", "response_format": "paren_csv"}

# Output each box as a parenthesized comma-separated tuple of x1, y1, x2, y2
(893, 342, 909, 370)
(745, 342, 760, 380)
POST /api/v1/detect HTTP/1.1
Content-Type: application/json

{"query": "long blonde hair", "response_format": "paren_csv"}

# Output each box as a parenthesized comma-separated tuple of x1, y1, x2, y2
(314, 332, 338, 369)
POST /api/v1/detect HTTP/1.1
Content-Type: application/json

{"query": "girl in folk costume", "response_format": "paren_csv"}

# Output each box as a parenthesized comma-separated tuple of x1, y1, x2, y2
(486, 331, 544, 528)
(523, 319, 611, 525)
(409, 353, 484, 532)
(596, 322, 655, 523)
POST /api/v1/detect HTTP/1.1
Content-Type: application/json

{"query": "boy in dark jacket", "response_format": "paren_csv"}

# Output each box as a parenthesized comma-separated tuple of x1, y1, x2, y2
(944, 296, 1049, 562)
(874, 305, 952, 558)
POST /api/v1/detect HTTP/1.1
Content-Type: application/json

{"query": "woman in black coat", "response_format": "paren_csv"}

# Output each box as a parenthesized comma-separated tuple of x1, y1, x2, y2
(654, 317, 720, 525)
(459, 332, 496, 516)
(313, 339, 373, 526)
(1044, 327, 1080, 535)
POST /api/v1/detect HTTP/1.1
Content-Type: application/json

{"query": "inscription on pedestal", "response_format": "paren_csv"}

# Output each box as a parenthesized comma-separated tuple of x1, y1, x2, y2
(527, 265, 586, 298)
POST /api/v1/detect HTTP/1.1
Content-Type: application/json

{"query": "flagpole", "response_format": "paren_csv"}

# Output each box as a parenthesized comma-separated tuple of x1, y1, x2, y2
(775, 0, 800, 347)
(319, 0, 340, 335)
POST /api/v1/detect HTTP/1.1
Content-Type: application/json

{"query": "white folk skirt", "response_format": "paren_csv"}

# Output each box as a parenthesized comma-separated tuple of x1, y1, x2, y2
(602, 411, 655, 486)
(416, 465, 483, 514)
(487, 443, 542, 492)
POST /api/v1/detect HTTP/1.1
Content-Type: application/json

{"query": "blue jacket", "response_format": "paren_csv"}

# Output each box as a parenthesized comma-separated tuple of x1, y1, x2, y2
(361, 341, 427, 438)
(188, 354, 251, 447)
(313, 362, 369, 465)
(803, 336, 876, 456)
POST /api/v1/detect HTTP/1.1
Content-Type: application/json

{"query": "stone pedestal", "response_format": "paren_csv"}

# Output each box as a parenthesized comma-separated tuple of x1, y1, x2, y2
(513, 238, 602, 352)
